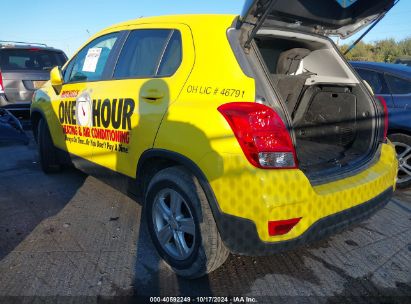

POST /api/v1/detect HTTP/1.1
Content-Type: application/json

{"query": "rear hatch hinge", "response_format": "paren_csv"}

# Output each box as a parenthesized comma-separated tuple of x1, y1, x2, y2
(239, 0, 278, 49)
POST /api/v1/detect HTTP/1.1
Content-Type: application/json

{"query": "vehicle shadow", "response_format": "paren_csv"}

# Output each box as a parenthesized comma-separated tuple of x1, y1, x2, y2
(0, 132, 86, 261)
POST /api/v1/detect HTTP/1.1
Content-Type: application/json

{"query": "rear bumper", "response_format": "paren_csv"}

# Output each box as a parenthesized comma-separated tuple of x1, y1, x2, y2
(0, 95, 31, 111)
(203, 143, 398, 255)
(215, 188, 392, 255)
(0, 96, 31, 120)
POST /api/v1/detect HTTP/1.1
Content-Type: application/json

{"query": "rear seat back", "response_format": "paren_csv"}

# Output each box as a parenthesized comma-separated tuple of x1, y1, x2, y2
(272, 48, 311, 115)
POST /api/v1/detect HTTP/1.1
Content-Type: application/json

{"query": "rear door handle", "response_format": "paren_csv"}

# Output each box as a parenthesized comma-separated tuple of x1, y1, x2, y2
(141, 89, 164, 102)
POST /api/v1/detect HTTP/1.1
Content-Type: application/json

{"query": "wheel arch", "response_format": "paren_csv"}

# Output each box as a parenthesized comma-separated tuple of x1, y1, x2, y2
(136, 149, 223, 221)
(388, 129, 411, 138)
(30, 109, 46, 143)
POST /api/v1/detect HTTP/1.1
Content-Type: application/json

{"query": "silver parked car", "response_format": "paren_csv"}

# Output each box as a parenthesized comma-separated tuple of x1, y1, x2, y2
(0, 41, 67, 119)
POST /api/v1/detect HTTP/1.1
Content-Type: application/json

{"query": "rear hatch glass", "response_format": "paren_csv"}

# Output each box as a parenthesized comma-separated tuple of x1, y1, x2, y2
(0, 49, 66, 71)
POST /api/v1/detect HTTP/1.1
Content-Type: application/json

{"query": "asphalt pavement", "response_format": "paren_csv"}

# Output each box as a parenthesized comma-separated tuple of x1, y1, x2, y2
(0, 133, 410, 303)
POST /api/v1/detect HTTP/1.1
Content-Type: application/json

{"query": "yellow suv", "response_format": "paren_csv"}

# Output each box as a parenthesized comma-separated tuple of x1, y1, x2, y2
(31, 0, 398, 278)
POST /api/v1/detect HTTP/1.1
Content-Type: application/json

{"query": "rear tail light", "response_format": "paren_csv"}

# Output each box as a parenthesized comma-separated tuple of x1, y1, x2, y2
(376, 96, 388, 142)
(0, 71, 4, 94)
(268, 218, 301, 236)
(218, 102, 298, 169)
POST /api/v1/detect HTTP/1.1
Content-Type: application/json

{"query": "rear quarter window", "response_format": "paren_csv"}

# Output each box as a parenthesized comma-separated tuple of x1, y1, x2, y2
(0, 49, 66, 71)
(157, 31, 182, 76)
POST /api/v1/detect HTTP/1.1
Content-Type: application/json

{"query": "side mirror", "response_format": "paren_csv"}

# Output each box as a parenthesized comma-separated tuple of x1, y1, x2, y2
(50, 66, 63, 94)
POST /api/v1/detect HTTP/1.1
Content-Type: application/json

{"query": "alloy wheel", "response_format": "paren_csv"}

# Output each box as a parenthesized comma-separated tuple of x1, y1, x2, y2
(392, 141, 411, 185)
(152, 188, 196, 260)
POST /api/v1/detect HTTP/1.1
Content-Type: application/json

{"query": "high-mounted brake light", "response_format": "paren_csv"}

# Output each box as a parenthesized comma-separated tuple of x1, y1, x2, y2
(268, 218, 301, 236)
(218, 102, 298, 169)
(376, 96, 388, 142)
(0, 71, 4, 94)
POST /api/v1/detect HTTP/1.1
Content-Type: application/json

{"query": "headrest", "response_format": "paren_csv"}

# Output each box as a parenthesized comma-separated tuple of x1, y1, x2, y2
(276, 48, 311, 75)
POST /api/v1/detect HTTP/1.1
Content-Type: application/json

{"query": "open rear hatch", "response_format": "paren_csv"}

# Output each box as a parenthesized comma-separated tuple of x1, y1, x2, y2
(239, 0, 395, 44)
(234, 0, 393, 182)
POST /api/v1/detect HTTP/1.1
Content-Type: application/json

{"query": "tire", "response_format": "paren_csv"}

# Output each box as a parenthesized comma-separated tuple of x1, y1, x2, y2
(145, 166, 229, 278)
(37, 118, 61, 173)
(388, 133, 411, 189)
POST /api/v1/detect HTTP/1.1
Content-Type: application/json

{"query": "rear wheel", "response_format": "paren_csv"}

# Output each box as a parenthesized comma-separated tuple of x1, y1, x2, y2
(37, 118, 61, 173)
(389, 133, 411, 188)
(145, 166, 229, 278)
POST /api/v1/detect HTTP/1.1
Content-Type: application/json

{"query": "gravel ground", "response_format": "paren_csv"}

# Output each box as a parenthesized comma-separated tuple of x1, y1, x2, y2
(0, 135, 410, 304)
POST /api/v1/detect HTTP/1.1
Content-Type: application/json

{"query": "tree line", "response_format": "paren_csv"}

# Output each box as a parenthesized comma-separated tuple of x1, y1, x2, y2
(338, 37, 411, 62)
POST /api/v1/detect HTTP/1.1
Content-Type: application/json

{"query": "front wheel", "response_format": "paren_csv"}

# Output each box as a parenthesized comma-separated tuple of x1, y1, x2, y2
(389, 133, 411, 188)
(37, 118, 61, 173)
(145, 166, 229, 279)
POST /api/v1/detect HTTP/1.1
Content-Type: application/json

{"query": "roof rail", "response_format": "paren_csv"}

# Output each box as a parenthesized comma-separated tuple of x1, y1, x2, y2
(0, 40, 48, 48)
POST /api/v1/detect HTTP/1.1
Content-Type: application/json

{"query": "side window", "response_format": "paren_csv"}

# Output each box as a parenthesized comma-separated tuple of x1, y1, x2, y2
(356, 68, 388, 94)
(63, 59, 75, 83)
(67, 33, 118, 83)
(114, 29, 182, 79)
(158, 31, 182, 76)
(385, 74, 411, 95)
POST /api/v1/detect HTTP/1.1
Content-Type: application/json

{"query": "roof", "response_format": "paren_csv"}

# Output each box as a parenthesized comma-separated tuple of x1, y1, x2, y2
(0, 41, 64, 53)
(102, 14, 236, 32)
(64, 14, 238, 65)
(0, 40, 48, 48)
(350, 61, 411, 79)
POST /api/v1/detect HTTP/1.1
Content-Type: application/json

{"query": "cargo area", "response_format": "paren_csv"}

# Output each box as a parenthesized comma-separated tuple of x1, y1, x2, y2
(254, 30, 378, 179)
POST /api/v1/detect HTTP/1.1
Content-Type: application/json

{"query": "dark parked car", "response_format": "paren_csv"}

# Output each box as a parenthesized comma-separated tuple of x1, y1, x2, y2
(0, 41, 67, 119)
(351, 61, 411, 188)
(394, 57, 411, 67)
